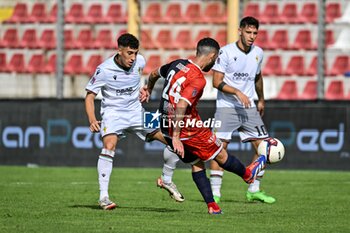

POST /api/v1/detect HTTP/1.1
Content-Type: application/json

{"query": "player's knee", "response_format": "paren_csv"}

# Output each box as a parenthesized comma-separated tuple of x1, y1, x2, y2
(99, 148, 115, 161)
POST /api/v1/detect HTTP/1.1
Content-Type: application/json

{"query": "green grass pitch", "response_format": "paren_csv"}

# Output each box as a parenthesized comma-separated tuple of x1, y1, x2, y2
(0, 166, 349, 233)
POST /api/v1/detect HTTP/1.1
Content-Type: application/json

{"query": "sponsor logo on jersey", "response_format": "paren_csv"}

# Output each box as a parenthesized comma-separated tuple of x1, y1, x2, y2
(232, 72, 255, 81)
(115, 87, 133, 95)
(176, 63, 190, 73)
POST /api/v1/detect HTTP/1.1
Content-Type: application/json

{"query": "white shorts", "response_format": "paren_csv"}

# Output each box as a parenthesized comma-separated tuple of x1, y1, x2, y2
(100, 108, 157, 141)
(213, 107, 269, 142)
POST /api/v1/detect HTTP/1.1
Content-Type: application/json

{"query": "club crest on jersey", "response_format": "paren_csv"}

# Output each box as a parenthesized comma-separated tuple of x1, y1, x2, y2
(256, 56, 259, 62)
(113, 75, 117, 80)
(138, 67, 143, 75)
(234, 57, 237, 61)
(143, 110, 161, 129)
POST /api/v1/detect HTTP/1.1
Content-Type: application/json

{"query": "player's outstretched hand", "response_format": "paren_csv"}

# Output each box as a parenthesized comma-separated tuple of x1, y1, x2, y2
(236, 91, 251, 108)
(172, 138, 184, 158)
(139, 85, 150, 103)
(89, 120, 101, 133)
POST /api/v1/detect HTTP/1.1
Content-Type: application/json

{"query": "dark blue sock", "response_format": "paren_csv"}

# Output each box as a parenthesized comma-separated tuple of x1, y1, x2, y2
(220, 155, 246, 177)
(192, 169, 214, 204)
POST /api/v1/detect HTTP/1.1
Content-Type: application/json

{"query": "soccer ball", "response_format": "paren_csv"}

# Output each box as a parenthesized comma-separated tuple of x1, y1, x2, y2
(258, 137, 285, 164)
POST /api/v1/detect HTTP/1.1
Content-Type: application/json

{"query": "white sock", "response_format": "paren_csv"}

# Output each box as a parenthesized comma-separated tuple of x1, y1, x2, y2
(210, 170, 224, 197)
(161, 146, 179, 184)
(248, 170, 265, 193)
(98, 149, 114, 200)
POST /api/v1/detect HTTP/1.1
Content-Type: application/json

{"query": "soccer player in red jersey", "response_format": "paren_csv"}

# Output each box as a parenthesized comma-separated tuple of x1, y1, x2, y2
(143, 38, 266, 214)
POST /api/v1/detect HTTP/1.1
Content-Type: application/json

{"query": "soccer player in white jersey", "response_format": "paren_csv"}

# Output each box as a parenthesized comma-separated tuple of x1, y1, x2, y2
(85, 33, 184, 210)
(209, 16, 275, 204)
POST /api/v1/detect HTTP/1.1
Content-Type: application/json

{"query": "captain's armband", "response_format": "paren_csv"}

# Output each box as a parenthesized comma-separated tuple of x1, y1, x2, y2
(217, 81, 227, 92)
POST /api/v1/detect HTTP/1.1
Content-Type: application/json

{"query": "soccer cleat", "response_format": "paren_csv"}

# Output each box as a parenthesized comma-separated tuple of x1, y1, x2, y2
(244, 155, 266, 184)
(98, 197, 117, 210)
(246, 190, 276, 204)
(213, 195, 221, 204)
(157, 177, 185, 202)
(207, 202, 222, 215)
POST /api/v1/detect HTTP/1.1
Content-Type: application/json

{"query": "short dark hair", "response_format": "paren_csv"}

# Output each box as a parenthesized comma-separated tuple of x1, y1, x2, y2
(196, 37, 220, 56)
(240, 16, 259, 29)
(117, 33, 139, 49)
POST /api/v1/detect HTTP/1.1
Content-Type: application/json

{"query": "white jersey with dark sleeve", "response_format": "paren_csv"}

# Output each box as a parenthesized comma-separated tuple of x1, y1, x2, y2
(212, 42, 263, 108)
(85, 54, 145, 113)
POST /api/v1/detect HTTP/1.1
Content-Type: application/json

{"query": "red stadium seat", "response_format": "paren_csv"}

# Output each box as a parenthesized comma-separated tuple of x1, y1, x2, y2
(254, 30, 271, 50)
(299, 80, 317, 100)
(46, 4, 57, 23)
(75, 29, 94, 49)
(8, 53, 26, 73)
(183, 3, 203, 23)
(162, 3, 184, 23)
(276, 80, 299, 100)
(65, 3, 85, 24)
(325, 30, 335, 47)
(94, 29, 115, 49)
(4, 3, 29, 23)
(64, 54, 83, 75)
(298, 3, 318, 24)
(305, 56, 328, 76)
(39, 29, 56, 50)
(45, 54, 56, 73)
(21, 29, 39, 49)
(173, 30, 195, 50)
(260, 3, 280, 24)
(262, 55, 283, 76)
(279, 3, 298, 24)
(64, 30, 76, 49)
(26, 54, 46, 73)
(0, 53, 7, 72)
(194, 30, 212, 44)
(269, 29, 289, 50)
(105, 3, 126, 23)
(328, 56, 349, 76)
(203, 2, 227, 24)
(0, 28, 20, 48)
(284, 56, 305, 76)
(325, 80, 345, 100)
(166, 54, 181, 63)
(155, 30, 175, 49)
(85, 4, 105, 23)
(290, 30, 315, 50)
(140, 30, 157, 49)
(326, 3, 341, 23)
(143, 55, 161, 74)
(215, 30, 227, 47)
(142, 3, 162, 23)
(28, 3, 47, 23)
(84, 55, 103, 76)
(243, 3, 260, 18)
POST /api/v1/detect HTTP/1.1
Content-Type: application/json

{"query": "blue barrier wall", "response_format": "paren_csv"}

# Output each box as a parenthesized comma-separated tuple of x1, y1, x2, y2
(0, 100, 349, 170)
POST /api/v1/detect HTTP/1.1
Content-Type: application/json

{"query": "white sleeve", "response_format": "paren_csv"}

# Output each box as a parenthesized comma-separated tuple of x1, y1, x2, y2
(256, 51, 264, 75)
(85, 67, 106, 94)
(212, 48, 228, 73)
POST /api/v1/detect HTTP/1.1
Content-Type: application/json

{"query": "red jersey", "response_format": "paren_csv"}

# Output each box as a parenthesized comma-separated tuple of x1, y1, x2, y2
(159, 59, 207, 139)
